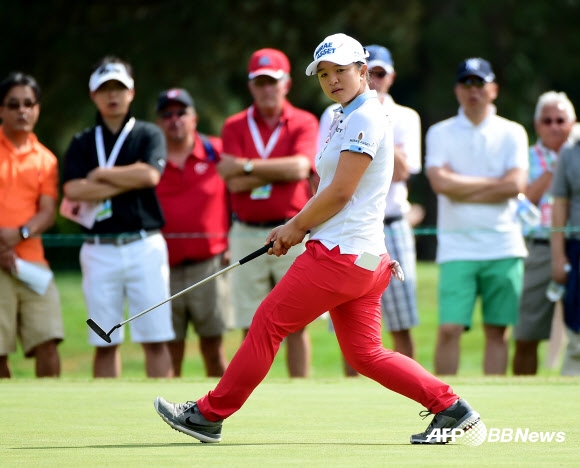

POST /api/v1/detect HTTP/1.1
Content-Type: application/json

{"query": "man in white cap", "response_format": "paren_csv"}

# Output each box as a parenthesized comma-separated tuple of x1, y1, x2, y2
(318, 44, 422, 371)
(61, 56, 174, 378)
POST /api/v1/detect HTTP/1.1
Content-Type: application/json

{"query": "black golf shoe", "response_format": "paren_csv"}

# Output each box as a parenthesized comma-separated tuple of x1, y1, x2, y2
(154, 397, 223, 443)
(410, 398, 486, 445)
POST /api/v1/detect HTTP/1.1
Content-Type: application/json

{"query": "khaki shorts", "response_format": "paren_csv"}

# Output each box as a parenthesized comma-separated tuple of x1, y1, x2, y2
(170, 254, 232, 339)
(0, 266, 63, 357)
(229, 221, 306, 329)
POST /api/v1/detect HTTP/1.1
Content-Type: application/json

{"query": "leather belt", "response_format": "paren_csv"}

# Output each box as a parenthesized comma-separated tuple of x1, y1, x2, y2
(529, 238, 549, 245)
(236, 219, 289, 228)
(85, 229, 160, 246)
(383, 215, 403, 225)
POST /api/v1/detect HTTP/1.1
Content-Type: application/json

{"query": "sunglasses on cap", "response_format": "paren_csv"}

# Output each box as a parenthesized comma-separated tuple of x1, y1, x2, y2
(458, 77, 486, 88)
(540, 117, 566, 126)
(3, 99, 37, 110)
(159, 109, 188, 120)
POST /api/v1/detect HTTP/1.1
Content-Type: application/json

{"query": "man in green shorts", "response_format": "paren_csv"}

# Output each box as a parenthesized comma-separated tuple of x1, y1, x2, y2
(425, 58, 529, 375)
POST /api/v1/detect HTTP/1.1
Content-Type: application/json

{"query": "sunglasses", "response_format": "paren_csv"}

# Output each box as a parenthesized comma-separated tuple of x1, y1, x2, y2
(459, 77, 486, 89)
(3, 99, 37, 110)
(540, 117, 566, 126)
(159, 109, 188, 120)
(370, 70, 388, 79)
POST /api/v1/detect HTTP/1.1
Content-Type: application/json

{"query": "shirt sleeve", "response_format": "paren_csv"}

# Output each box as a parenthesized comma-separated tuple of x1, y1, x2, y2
(396, 107, 422, 174)
(39, 149, 59, 200)
(140, 124, 167, 174)
(424, 124, 445, 169)
(61, 134, 90, 184)
(552, 144, 573, 199)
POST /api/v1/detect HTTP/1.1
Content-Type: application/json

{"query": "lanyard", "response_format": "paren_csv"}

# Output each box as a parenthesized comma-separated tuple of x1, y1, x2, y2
(247, 106, 283, 159)
(532, 142, 553, 172)
(95, 117, 136, 168)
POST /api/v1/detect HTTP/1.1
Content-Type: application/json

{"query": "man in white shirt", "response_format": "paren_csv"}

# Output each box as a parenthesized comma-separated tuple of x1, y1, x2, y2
(318, 45, 422, 371)
(425, 57, 529, 375)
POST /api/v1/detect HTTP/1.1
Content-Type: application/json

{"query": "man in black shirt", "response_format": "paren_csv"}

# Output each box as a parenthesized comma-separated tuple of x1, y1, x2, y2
(61, 56, 174, 378)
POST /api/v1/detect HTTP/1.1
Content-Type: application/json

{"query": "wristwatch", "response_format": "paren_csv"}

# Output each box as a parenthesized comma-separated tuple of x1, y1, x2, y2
(243, 159, 254, 175)
(19, 225, 30, 240)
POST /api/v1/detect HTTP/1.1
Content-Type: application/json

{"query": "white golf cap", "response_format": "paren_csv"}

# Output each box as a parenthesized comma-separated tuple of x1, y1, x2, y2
(305, 33, 369, 76)
(89, 62, 134, 92)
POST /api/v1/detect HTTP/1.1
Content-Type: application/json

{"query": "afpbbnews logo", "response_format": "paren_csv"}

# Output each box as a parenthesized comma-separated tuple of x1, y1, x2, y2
(427, 427, 566, 446)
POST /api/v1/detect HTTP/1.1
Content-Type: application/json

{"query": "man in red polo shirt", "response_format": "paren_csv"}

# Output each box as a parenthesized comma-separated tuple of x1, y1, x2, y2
(217, 48, 318, 377)
(156, 88, 231, 377)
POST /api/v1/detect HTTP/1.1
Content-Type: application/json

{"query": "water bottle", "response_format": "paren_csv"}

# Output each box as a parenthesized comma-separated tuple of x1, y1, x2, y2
(545, 263, 572, 302)
(516, 193, 541, 227)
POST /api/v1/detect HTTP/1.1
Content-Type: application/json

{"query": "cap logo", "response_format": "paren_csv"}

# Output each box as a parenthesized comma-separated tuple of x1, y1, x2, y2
(258, 56, 272, 66)
(97, 63, 126, 75)
(314, 41, 343, 60)
(465, 58, 481, 72)
(167, 89, 180, 98)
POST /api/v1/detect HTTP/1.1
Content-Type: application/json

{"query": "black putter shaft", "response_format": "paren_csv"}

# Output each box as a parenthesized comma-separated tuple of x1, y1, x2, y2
(87, 240, 275, 343)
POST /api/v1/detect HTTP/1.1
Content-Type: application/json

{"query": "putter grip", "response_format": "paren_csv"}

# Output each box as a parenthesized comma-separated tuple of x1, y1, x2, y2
(239, 241, 274, 265)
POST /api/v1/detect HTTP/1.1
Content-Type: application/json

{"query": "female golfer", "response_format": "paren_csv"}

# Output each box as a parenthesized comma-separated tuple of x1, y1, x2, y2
(155, 33, 484, 445)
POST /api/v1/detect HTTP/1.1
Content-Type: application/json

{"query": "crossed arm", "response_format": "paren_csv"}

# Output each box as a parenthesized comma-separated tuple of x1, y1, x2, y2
(63, 162, 160, 202)
(426, 164, 526, 203)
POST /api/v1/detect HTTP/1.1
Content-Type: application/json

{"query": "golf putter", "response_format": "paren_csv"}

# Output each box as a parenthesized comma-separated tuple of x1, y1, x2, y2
(87, 240, 275, 343)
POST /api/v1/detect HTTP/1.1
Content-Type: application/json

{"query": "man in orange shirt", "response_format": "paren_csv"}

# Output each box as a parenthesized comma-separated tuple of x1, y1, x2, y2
(0, 72, 63, 378)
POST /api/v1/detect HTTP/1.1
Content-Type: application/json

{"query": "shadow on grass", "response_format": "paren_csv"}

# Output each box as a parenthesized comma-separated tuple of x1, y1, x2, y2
(11, 442, 414, 450)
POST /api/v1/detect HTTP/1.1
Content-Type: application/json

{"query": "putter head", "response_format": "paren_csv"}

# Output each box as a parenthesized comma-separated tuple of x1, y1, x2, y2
(86, 318, 112, 343)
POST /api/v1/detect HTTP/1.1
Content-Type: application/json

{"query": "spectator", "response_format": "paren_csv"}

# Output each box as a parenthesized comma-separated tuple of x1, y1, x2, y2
(216, 48, 319, 377)
(513, 91, 576, 375)
(154, 33, 484, 446)
(550, 123, 580, 375)
(0, 72, 63, 378)
(61, 56, 174, 378)
(318, 44, 421, 375)
(425, 57, 529, 375)
(155, 88, 231, 377)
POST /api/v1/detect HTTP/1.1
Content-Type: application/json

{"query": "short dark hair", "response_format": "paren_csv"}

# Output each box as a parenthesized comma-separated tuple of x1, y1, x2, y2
(0, 72, 41, 104)
(91, 56, 134, 78)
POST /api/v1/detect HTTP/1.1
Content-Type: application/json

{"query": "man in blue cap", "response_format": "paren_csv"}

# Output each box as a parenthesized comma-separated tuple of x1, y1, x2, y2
(425, 57, 529, 375)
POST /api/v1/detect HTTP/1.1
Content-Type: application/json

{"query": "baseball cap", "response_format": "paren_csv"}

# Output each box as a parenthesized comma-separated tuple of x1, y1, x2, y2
(305, 33, 369, 76)
(366, 45, 394, 74)
(248, 48, 291, 80)
(456, 58, 495, 83)
(89, 62, 134, 92)
(156, 88, 194, 112)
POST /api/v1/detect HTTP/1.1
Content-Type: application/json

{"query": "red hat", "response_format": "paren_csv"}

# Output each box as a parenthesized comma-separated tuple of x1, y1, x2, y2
(248, 48, 290, 80)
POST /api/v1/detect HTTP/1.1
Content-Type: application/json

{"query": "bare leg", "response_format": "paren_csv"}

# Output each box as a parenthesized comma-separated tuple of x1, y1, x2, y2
(390, 329, 415, 358)
(168, 341, 185, 377)
(0, 355, 10, 378)
(200, 336, 227, 377)
(142, 342, 174, 378)
(513, 340, 539, 375)
(483, 324, 508, 375)
(434, 324, 463, 375)
(34, 340, 60, 377)
(286, 328, 310, 378)
(93, 345, 121, 378)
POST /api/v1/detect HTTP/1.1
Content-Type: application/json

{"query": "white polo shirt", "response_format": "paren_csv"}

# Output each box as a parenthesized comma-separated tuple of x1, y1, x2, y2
(310, 90, 393, 255)
(319, 94, 420, 217)
(425, 106, 529, 263)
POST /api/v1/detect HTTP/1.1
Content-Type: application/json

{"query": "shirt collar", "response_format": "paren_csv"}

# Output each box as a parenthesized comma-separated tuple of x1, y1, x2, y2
(457, 104, 497, 127)
(341, 90, 378, 117)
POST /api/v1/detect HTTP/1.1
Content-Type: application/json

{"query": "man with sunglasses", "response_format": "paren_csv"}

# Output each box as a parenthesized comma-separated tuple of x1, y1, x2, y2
(317, 44, 422, 374)
(155, 88, 231, 377)
(514, 91, 577, 375)
(0, 72, 64, 378)
(61, 57, 174, 378)
(425, 57, 529, 375)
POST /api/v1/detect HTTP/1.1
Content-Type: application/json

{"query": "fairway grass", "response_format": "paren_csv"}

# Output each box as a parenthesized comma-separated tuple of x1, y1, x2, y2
(1, 377, 578, 467)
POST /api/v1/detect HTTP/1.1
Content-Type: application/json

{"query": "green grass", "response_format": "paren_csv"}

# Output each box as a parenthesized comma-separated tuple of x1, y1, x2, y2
(6, 262, 564, 378)
(1, 378, 578, 467)
(2, 262, 578, 466)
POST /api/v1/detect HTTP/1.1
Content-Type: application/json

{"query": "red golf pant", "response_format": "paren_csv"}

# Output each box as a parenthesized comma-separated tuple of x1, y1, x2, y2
(197, 241, 458, 420)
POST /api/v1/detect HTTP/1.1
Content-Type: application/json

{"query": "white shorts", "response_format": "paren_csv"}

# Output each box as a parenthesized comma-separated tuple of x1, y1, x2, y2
(80, 233, 175, 346)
